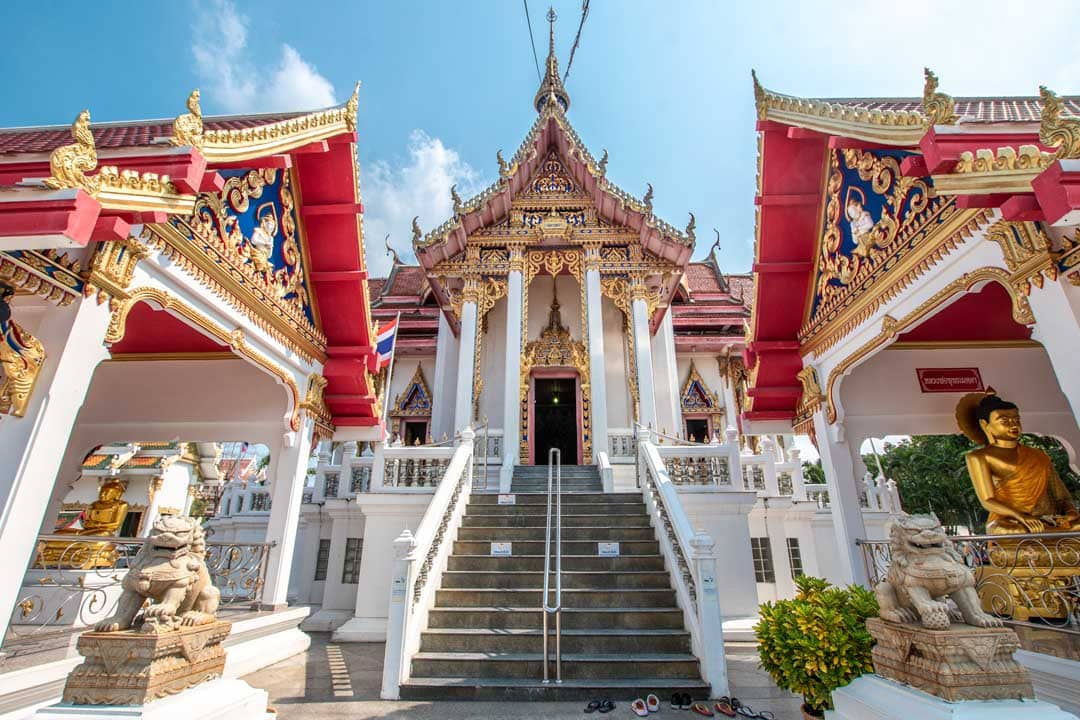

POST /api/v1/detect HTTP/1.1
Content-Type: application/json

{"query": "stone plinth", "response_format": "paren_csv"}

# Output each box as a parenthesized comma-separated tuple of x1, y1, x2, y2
(37, 678, 270, 720)
(62, 621, 231, 705)
(867, 617, 1033, 702)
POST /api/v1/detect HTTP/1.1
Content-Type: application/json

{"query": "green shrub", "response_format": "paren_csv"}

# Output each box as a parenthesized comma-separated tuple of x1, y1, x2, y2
(754, 575, 878, 715)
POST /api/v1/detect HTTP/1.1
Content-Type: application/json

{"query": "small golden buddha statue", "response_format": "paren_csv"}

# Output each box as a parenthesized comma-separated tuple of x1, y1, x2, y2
(39, 479, 129, 569)
(957, 390, 1080, 535)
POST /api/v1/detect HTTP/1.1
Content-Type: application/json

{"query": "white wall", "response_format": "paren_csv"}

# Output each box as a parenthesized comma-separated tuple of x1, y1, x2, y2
(601, 297, 632, 431)
(478, 298, 507, 430)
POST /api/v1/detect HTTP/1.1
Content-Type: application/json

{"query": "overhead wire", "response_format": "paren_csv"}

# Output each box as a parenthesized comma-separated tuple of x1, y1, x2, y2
(562, 0, 589, 83)
(524, 0, 542, 83)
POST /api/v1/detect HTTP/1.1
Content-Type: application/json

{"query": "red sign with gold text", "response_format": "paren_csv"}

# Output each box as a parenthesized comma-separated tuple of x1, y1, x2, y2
(916, 368, 984, 394)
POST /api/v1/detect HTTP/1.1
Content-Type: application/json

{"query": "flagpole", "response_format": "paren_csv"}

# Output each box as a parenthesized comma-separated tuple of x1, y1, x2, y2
(380, 311, 402, 439)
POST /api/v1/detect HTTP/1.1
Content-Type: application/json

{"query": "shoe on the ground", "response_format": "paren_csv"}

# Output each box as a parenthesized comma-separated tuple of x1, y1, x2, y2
(585, 700, 601, 714)
(632, 698, 650, 717)
(714, 699, 736, 717)
(670, 694, 682, 710)
(597, 699, 615, 714)
(690, 702, 714, 717)
(680, 693, 693, 710)
(646, 694, 660, 713)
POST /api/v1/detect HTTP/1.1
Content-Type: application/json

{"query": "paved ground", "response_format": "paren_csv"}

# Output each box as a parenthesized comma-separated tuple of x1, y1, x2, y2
(243, 633, 804, 720)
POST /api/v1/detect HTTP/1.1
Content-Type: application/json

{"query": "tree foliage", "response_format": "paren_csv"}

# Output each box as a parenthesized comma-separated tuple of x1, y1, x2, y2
(869, 434, 1080, 534)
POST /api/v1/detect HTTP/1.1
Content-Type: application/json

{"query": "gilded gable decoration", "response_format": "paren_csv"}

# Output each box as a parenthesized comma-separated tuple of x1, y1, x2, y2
(391, 363, 433, 418)
(171, 89, 204, 149)
(0, 250, 84, 306)
(1039, 85, 1080, 160)
(680, 361, 721, 419)
(300, 373, 334, 443)
(0, 283, 46, 418)
(44, 110, 99, 195)
(922, 68, 958, 126)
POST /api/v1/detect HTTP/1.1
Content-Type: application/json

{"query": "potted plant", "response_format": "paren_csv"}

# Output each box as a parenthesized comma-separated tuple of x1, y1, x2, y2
(754, 575, 878, 718)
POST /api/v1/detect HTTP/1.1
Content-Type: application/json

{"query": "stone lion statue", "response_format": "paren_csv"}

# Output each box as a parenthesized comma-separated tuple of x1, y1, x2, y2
(95, 515, 220, 632)
(875, 514, 1002, 631)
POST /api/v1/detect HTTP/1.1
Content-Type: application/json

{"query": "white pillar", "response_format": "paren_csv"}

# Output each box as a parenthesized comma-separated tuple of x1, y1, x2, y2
(720, 374, 739, 433)
(690, 531, 730, 699)
(500, 269, 523, 490)
(380, 529, 417, 699)
(139, 477, 164, 537)
(652, 309, 682, 437)
(631, 296, 657, 430)
(585, 268, 609, 464)
(1029, 279, 1080, 424)
(453, 300, 478, 435)
(260, 417, 315, 608)
(811, 410, 869, 586)
(320, 504, 353, 609)
(431, 312, 459, 441)
(0, 298, 109, 642)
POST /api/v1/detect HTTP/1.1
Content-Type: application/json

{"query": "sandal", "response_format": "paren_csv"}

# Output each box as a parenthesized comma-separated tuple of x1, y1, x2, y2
(585, 700, 601, 714)
(691, 703, 715, 717)
(714, 700, 736, 717)
(597, 699, 616, 714)
(632, 699, 649, 717)
(736, 705, 774, 720)
(646, 694, 660, 713)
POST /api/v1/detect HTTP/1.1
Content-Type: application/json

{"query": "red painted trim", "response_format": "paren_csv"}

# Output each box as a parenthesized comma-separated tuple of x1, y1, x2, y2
(956, 194, 1012, 209)
(1032, 160, 1080, 226)
(91, 215, 131, 242)
(0, 190, 101, 246)
(1000, 194, 1044, 221)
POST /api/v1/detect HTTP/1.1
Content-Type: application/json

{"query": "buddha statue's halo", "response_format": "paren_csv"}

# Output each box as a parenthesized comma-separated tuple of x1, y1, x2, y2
(955, 386, 999, 445)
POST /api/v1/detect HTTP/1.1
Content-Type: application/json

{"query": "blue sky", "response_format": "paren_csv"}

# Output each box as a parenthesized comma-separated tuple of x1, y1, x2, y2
(2, 1, 1078, 277)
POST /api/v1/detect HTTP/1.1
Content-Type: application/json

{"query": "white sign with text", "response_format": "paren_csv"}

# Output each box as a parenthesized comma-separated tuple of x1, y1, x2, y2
(490, 542, 512, 556)
(497, 494, 516, 505)
(598, 542, 620, 557)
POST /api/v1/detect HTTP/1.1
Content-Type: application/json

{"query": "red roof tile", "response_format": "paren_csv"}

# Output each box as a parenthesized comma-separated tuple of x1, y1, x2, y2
(685, 262, 724, 294)
(367, 278, 386, 299)
(386, 266, 426, 296)
(0, 111, 306, 156)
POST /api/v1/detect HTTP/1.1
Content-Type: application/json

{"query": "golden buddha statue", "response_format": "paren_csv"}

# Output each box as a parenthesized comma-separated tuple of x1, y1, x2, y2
(957, 390, 1080, 535)
(38, 479, 129, 569)
(956, 390, 1080, 621)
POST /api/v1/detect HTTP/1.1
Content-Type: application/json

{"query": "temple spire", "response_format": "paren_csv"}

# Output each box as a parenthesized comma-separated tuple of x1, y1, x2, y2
(533, 7, 571, 114)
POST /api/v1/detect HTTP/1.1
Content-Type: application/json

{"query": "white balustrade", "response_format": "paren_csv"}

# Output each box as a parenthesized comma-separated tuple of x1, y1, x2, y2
(381, 428, 475, 699)
(607, 428, 637, 463)
(638, 434, 730, 697)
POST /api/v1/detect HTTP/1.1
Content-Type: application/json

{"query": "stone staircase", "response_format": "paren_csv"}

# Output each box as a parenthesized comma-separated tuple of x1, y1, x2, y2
(400, 484, 708, 700)
(509, 464, 602, 493)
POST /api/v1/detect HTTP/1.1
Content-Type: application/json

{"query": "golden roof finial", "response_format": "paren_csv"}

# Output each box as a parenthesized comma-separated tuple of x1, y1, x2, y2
(384, 233, 402, 266)
(172, 89, 205, 149)
(533, 7, 570, 114)
(1039, 85, 1080, 159)
(497, 149, 510, 178)
(411, 216, 423, 244)
(345, 81, 361, 133)
(922, 68, 958, 126)
(44, 109, 99, 194)
(751, 69, 768, 121)
(450, 183, 464, 214)
(597, 149, 608, 176)
(685, 212, 696, 243)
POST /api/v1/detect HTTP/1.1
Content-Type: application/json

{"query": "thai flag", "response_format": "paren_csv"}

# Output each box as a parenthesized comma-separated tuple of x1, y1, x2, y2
(376, 318, 398, 369)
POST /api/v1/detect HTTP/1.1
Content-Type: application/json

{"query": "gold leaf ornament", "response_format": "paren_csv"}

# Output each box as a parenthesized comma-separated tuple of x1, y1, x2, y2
(1039, 85, 1080, 159)
(922, 68, 958, 126)
(44, 110, 99, 194)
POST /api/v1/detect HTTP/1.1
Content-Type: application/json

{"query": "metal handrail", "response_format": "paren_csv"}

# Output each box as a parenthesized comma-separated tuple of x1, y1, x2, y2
(542, 447, 563, 684)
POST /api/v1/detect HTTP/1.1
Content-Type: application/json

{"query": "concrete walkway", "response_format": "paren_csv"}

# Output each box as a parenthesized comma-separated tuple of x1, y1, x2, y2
(242, 633, 805, 719)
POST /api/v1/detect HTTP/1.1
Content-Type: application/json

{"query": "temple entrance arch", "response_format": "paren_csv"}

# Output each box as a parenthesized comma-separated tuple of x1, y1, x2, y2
(531, 372, 581, 464)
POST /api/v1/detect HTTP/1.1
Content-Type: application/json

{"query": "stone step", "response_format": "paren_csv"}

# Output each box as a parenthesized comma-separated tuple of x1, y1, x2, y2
(452, 539, 660, 556)
(398, 677, 710, 701)
(446, 554, 668, 573)
(439, 570, 673, 590)
(426, 607, 687, 630)
(456, 526, 657, 542)
(461, 514, 652, 528)
(510, 484, 603, 493)
(410, 652, 701, 680)
(433, 588, 677, 608)
(463, 503, 646, 516)
(418, 628, 692, 654)
(469, 493, 639, 505)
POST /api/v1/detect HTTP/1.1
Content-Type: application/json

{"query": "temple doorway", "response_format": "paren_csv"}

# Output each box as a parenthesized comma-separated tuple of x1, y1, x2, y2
(533, 377, 578, 464)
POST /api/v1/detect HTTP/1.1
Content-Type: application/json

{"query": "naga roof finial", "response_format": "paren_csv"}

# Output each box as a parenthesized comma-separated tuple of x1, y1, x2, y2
(533, 7, 570, 114)
(685, 212, 696, 243)
(1040, 85, 1080, 159)
(411, 216, 422, 245)
(643, 183, 654, 214)
(922, 67, 958, 126)
(450, 184, 464, 214)
(385, 234, 402, 266)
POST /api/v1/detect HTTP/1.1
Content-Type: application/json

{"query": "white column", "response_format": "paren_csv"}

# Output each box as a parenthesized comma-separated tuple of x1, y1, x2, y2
(811, 410, 869, 586)
(453, 300, 478, 436)
(431, 312, 459, 441)
(500, 269, 523, 490)
(0, 298, 109, 642)
(319, 505, 353, 609)
(139, 477, 164, 537)
(585, 267, 609, 464)
(652, 309, 682, 437)
(260, 416, 315, 608)
(720, 373, 739, 433)
(1029, 279, 1080, 424)
(631, 296, 657, 430)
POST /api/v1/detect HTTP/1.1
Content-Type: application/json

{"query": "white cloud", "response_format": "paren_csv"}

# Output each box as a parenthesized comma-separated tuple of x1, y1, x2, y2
(362, 130, 489, 278)
(192, 0, 336, 114)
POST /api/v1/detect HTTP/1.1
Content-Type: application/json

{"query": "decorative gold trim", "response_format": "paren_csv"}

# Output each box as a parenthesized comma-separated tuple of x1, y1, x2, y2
(0, 250, 82, 306)
(86, 237, 148, 303)
(933, 145, 1056, 196)
(300, 373, 334, 443)
(823, 267, 1033, 424)
(679, 360, 722, 421)
(44, 110, 99, 194)
(390, 362, 433, 419)
(0, 284, 47, 418)
(105, 287, 302, 431)
(887, 339, 1040, 350)
(922, 68, 958, 126)
(171, 89, 204, 149)
(985, 220, 1057, 293)
(1039, 85, 1080, 160)
(752, 70, 925, 146)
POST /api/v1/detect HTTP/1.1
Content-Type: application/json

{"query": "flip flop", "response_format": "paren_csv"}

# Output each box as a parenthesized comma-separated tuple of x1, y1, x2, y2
(735, 707, 774, 720)
(714, 700, 737, 717)
(598, 699, 616, 714)
(691, 703, 715, 717)
(585, 700, 601, 714)
(646, 694, 660, 713)
(632, 698, 650, 717)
